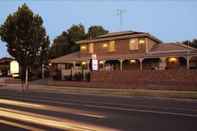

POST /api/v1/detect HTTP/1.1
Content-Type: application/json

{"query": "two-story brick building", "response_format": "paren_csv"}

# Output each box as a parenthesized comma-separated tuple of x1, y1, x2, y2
(51, 31, 197, 80)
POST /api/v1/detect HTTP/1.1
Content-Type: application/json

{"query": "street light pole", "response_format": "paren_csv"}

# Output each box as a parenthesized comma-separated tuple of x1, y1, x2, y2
(42, 63, 44, 79)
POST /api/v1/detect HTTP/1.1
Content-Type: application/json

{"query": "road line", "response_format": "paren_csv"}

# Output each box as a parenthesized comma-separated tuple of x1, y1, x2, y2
(85, 104, 197, 118)
(11, 96, 197, 118)
(29, 95, 197, 113)
(16, 96, 197, 118)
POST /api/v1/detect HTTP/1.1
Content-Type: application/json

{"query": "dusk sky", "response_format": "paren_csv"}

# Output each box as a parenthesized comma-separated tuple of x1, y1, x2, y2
(0, 0, 197, 57)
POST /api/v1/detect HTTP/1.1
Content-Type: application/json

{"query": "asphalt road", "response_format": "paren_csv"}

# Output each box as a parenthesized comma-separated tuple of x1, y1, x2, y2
(0, 87, 197, 131)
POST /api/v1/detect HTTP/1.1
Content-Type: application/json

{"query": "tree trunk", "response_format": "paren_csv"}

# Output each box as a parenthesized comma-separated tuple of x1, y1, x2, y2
(25, 67, 28, 90)
(42, 64, 44, 79)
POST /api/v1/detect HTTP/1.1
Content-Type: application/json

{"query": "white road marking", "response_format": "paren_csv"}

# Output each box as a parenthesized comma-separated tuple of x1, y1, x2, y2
(85, 104, 197, 118)
(10, 96, 197, 118)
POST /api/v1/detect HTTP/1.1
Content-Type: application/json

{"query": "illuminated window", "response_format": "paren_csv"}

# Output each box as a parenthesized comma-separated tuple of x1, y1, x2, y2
(89, 43, 94, 53)
(80, 45, 87, 51)
(139, 38, 145, 44)
(129, 39, 139, 50)
(102, 43, 108, 48)
(108, 41, 115, 52)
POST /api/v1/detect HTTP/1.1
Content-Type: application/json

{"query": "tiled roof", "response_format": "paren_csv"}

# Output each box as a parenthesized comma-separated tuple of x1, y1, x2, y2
(50, 52, 91, 63)
(150, 43, 196, 52)
(97, 31, 143, 38)
(77, 31, 162, 44)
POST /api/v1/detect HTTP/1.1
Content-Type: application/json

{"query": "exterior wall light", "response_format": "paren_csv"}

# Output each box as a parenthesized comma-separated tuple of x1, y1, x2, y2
(168, 57, 177, 63)
(81, 61, 86, 65)
(130, 59, 136, 64)
(99, 60, 105, 64)
(80, 45, 87, 50)
(102, 43, 108, 48)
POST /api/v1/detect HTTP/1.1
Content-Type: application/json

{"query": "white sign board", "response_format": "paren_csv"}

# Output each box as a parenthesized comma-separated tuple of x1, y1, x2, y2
(92, 59, 98, 71)
(10, 60, 19, 75)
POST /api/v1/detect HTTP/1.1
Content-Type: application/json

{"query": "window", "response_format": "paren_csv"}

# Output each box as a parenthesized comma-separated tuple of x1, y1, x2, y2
(129, 39, 139, 50)
(139, 38, 145, 44)
(108, 41, 115, 52)
(89, 43, 94, 53)
(80, 45, 87, 51)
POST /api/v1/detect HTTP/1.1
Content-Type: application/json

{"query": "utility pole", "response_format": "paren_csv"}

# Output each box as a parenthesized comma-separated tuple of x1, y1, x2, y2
(186, 40, 190, 70)
(116, 9, 126, 31)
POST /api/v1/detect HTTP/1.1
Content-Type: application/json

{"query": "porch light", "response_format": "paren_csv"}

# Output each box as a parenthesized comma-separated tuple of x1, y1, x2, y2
(130, 59, 136, 64)
(81, 61, 86, 65)
(168, 57, 177, 63)
(81, 45, 87, 50)
(99, 60, 105, 64)
(102, 43, 108, 48)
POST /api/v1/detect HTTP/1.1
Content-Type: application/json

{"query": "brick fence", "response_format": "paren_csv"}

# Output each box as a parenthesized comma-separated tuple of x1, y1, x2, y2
(90, 70, 197, 91)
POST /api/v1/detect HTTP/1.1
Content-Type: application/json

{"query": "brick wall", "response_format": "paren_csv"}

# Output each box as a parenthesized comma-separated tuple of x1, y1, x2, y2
(91, 70, 197, 90)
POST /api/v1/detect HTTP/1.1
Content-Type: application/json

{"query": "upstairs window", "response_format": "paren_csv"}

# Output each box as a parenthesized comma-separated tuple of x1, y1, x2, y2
(108, 41, 115, 52)
(139, 38, 145, 44)
(89, 43, 94, 53)
(129, 39, 139, 50)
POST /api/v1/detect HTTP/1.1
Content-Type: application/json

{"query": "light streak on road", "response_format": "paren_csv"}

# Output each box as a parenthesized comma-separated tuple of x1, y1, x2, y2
(0, 98, 105, 118)
(0, 107, 118, 131)
(0, 119, 45, 131)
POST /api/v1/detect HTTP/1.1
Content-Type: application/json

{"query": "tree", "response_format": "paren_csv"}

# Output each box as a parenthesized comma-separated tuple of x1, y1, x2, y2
(191, 39, 197, 48)
(67, 24, 86, 52)
(183, 39, 197, 49)
(0, 4, 49, 89)
(49, 24, 109, 59)
(87, 25, 108, 39)
(49, 31, 71, 59)
(49, 24, 86, 58)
